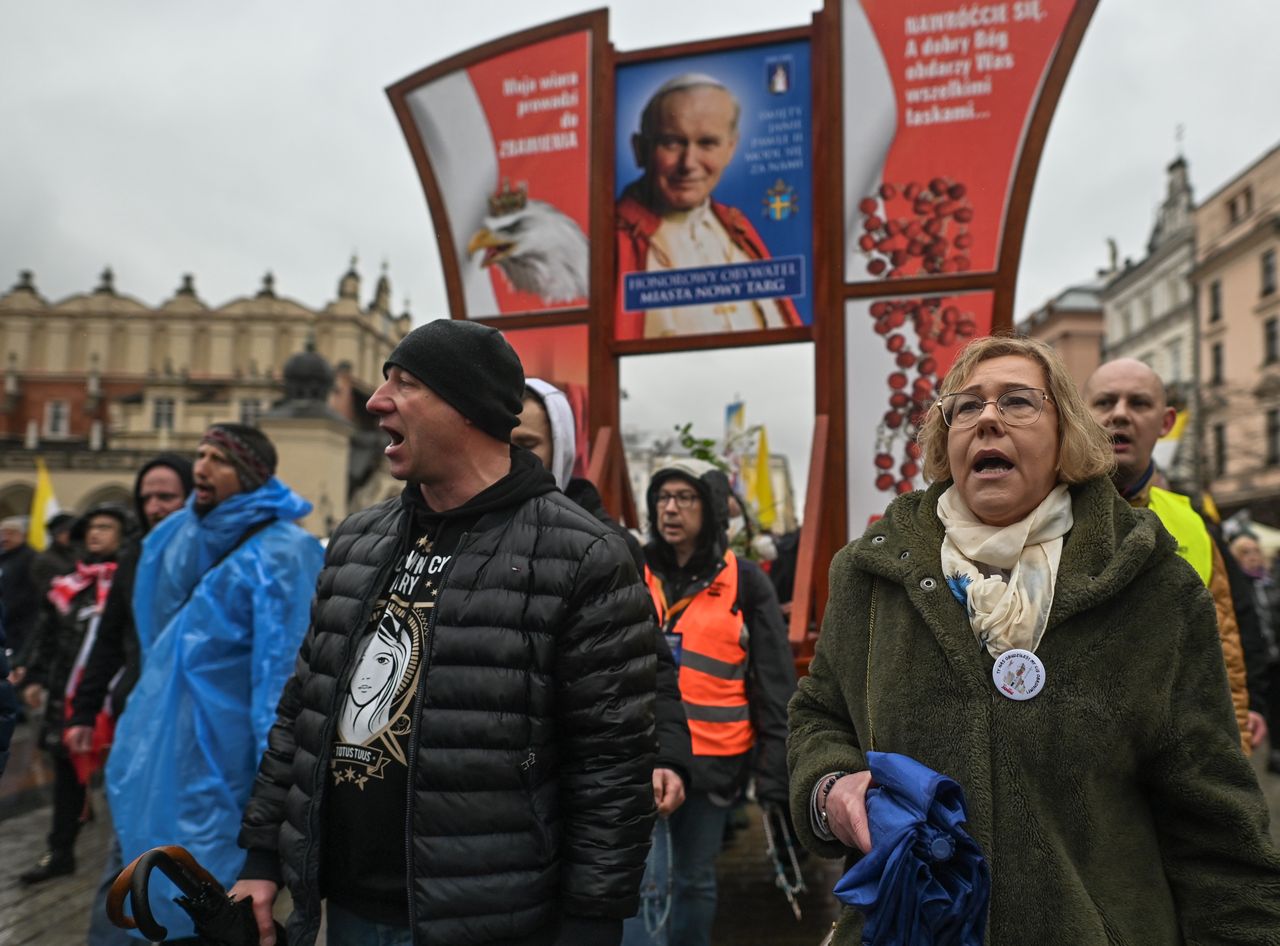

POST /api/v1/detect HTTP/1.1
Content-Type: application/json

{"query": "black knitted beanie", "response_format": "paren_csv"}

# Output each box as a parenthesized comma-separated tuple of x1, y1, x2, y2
(383, 319, 525, 441)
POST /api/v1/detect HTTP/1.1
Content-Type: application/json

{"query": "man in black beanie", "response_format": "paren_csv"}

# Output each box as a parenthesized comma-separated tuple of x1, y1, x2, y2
(235, 319, 658, 946)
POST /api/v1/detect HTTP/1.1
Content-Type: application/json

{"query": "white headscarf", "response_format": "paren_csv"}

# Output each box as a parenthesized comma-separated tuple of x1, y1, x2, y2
(937, 483, 1074, 657)
(524, 378, 576, 490)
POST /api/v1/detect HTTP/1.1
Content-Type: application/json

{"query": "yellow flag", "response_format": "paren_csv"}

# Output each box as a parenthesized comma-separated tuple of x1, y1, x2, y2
(754, 427, 776, 530)
(1159, 410, 1188, 443)
(28, 457, 60, 551)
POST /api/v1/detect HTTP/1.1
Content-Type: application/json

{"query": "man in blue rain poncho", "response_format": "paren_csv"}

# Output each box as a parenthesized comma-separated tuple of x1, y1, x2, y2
(105, 423, 324, 942)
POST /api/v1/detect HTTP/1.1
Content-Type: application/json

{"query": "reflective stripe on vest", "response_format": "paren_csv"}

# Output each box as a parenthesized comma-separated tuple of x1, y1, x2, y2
(1147, 487, 1213, 586)
(645, 551, 754, 757)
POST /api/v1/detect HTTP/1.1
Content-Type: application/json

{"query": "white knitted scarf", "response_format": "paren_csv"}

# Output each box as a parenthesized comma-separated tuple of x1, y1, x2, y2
(937, 483, 1073, 658)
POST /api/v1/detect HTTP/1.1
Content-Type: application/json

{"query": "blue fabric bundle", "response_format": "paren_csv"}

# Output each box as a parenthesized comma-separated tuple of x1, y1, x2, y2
(833, 751, 989, 945)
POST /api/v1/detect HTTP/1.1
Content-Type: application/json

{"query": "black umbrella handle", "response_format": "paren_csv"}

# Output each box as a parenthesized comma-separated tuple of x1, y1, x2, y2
(107, 845, 226, 940)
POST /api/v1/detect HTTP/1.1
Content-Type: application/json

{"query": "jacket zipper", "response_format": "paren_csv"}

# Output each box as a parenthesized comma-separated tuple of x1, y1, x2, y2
(403, 530, 468, 943)
(300, 511, 412, 946)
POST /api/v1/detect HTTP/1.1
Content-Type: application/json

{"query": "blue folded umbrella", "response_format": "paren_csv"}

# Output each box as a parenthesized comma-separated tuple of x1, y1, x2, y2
(833, 751, 989, 945)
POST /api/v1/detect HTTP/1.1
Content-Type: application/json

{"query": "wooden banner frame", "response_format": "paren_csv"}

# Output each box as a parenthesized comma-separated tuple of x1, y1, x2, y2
(793, 0, 1101, 660)
(608, 24, 819, 358)
(385, 9, 610, 329)
(388, 2, 1101, 658)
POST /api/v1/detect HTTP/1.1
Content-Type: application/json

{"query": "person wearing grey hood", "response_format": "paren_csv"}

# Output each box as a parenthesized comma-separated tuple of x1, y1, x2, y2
(636, 458, 795, 946)
(515, 380, 693, 811)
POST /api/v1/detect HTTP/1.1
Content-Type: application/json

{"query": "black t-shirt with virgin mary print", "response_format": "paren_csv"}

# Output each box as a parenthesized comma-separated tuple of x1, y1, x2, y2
(321, 518, 453, 924)
(320, 448, 557, 925)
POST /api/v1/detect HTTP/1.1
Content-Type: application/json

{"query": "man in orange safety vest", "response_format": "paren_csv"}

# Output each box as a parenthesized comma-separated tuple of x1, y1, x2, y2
(625, 459, 795, 946)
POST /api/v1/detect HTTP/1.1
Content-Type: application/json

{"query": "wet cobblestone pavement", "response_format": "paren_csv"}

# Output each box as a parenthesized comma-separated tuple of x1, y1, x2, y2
(2, 715, 1277, 945)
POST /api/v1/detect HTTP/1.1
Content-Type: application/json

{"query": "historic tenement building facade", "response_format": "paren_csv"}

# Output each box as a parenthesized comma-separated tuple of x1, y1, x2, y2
(0, 261, 410, 535)
(1193, 142, 1280, 523)
(1017, 279, 1105, 392)
(1099, 156, 1199, 486)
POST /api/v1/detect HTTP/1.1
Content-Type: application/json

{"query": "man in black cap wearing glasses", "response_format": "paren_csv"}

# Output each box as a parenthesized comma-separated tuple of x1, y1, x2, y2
(235, 319, 658, 946)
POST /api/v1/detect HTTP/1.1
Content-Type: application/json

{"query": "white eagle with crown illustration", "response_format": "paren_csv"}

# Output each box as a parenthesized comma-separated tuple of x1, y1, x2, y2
(467, 179, 589, 304)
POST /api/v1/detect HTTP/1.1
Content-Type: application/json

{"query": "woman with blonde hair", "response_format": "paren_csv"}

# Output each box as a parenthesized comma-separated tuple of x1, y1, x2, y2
(789, 335, 1280, 942)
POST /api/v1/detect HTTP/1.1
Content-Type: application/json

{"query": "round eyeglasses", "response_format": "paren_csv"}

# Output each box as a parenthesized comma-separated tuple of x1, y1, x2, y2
(936, 388, 1051, 429)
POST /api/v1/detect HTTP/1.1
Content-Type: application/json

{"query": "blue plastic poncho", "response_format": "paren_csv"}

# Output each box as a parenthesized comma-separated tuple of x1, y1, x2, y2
(107, 479, 324, 939)
(833, 751, 989, 946)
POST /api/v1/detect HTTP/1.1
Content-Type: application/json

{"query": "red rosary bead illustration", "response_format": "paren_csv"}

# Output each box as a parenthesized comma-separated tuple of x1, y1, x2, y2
(855, 177, 975, 281)
(867, 296, 981, 496)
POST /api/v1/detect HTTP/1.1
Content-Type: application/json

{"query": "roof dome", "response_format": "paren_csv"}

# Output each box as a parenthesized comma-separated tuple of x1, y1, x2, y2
(282, 339, 334, 402)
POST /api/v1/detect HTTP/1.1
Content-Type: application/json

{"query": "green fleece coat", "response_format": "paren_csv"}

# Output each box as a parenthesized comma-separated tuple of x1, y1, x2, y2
(789, 477, 1280, 944)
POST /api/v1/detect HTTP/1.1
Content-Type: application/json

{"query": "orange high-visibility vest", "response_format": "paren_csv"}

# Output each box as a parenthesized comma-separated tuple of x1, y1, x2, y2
(646, 551, 754, 758)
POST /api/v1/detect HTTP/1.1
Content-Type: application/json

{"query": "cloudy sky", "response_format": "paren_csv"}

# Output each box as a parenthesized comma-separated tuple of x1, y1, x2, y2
(4, 1, 1279, 514)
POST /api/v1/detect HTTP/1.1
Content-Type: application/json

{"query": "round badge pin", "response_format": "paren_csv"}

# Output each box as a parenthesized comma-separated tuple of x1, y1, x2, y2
(991, 648, 1045, 701)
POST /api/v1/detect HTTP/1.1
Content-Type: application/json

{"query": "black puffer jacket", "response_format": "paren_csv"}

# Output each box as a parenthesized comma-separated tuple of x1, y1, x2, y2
(565, 477, 694, 787)
(240, 488, 658, 946)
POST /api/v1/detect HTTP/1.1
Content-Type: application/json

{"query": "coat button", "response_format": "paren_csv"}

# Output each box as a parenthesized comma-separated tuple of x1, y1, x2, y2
(920, 577, 937, 591)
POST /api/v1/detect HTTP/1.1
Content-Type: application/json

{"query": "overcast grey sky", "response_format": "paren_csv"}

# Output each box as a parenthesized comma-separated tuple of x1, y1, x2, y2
(4, 1, 1279, 514)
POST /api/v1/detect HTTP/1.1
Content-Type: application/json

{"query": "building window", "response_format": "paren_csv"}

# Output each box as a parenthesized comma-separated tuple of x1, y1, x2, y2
(1120, 306, 1133, 338)
(240, 399, 262, 426)
(1266, 317, 1279, 365)
(1210, 342, 1224, 385)
(1209, 280, 1222, 323)
(1141, 294, 1154, 326)
(1167, 338, 1183, 382)
(1263, 249, 1277, 297)
(153, 397, 175, 431)
(1268, 410, 1280, 467)
(1229, 187, 1253, 224)
(43, 399, 69, 437)
(1213, 423, 1227, 478)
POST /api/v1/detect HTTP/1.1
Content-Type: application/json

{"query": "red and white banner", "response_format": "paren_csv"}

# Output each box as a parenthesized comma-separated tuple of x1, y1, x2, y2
(843, 0, 1077, 282)
(845, 291, 995, 532)
(402, 31, 592, 318)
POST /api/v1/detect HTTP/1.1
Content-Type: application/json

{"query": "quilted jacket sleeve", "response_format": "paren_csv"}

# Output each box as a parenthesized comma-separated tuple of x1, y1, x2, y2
(555, 531, 658, 919)
(238, 526, 328, 882)
(653, 628, 693, 787)
(237, 625, 315, 884)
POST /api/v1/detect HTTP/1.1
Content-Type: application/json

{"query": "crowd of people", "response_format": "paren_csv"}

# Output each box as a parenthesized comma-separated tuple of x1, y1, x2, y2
(0, 324, 1278, 946)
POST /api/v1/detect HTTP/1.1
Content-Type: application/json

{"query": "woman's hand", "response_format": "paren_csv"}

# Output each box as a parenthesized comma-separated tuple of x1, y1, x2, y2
(823, 771, 876, 853)
(21, 683, 44, 710)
